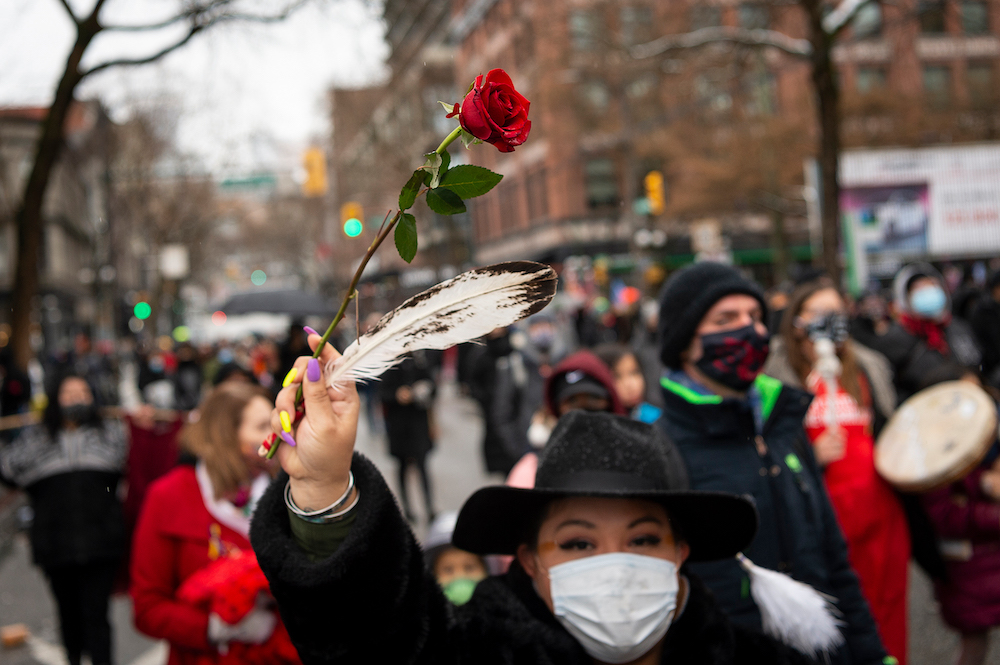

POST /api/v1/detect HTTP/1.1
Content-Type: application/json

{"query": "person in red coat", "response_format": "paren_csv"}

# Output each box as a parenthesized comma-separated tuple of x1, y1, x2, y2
(130, 382, 298, 664)
(765, 279, 910, 665)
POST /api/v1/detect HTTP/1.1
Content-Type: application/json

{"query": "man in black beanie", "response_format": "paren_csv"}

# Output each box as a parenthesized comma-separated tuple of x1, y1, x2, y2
(656, 261, 893, 665)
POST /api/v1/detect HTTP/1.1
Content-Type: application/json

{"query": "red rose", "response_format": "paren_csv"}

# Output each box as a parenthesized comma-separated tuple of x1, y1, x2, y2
(458, 69, 531, 153)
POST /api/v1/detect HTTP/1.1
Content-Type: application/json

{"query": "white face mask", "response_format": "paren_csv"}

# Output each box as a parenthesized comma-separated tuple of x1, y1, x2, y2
(546, 552, 679, 664)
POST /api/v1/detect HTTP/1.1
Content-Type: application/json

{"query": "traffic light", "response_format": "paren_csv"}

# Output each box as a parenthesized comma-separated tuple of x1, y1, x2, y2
(644, 170, 665, 215)
(302, 147, 328, 197)
(341, 202, 364, 237)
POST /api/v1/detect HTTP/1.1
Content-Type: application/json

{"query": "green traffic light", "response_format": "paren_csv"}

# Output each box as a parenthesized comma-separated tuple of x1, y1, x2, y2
(134, 302, 152, 320)
(344, 218, 363, 237)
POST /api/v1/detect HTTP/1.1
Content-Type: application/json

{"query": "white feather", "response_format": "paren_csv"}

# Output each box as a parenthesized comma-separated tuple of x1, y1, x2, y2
(327, 261, 556, 387)
(738, 554, 845, 658)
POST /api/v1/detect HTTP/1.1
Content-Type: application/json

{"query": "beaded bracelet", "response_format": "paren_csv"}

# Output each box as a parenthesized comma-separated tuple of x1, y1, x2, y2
(284, 472, 359, 524)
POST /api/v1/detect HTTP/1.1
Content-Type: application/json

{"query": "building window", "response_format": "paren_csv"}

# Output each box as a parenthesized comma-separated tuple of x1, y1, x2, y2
(695, 70, 733, 113)
(744, 69, 777, 116)
(585, 159, 619, 208)
(923, 65, 951, 108)
(739, 3, 770, 30)
(621, 5, 654, 46)
(856, 67, 887, 93)
(579, 80, 611, 113)
(967, 63, 995, 107)
(570, 9, 600, 51)
(918, 1, 947, 33)
(961, 1, 990, 34)
(852, 2, 882, 38)
(690, 5, 721, 30)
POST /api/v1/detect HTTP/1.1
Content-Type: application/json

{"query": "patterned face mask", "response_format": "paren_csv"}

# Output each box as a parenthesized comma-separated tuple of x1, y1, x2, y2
(695, 324, 770, 391)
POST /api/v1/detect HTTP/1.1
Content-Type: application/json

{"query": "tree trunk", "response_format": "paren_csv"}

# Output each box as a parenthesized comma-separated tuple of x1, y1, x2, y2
(804, 0, 843, 286)
(9, 19, 101, 371)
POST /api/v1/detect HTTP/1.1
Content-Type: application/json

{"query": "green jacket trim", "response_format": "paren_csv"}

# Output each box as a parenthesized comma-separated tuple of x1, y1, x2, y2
(660, 373, 785, 422)
(660, 376, 724, 405)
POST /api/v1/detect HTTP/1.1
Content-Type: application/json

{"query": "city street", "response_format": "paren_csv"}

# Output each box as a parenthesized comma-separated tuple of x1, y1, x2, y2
(1, 381, 998, 664)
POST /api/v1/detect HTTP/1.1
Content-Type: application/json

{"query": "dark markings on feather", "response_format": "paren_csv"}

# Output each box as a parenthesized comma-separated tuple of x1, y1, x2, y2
(363, 262, 556, 339)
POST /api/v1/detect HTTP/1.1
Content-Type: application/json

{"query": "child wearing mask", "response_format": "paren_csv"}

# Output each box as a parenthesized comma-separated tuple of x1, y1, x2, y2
(423, 512, 489, 606)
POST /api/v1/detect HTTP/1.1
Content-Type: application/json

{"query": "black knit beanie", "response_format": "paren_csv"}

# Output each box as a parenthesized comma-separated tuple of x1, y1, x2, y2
(657, 262, 768, 369)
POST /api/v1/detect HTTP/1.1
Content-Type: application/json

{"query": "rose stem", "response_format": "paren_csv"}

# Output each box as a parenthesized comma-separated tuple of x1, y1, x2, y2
(265, 126, 464, 459)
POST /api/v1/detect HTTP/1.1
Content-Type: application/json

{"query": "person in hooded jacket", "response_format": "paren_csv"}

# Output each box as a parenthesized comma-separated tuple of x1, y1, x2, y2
(250, 339, 824, 665)
(854, 262, 982, 403)
(971, 270, 1000, 389)
(0, 373, 127, 665)
(504, 348, 626, 489)
(654, 262, 891, 665)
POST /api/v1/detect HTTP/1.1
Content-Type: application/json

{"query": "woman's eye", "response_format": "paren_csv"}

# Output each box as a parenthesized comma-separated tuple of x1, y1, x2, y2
(558, 539, 593, 552)
(630, 535, 662, 547)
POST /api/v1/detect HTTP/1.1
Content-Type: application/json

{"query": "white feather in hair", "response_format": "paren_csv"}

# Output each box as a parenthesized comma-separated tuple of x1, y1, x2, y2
(326, 261, 557, 387)
(738, 554, 845, 658)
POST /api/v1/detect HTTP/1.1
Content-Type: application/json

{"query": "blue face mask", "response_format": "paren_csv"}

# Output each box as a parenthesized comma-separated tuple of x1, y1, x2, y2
(911, 285, 947, 318)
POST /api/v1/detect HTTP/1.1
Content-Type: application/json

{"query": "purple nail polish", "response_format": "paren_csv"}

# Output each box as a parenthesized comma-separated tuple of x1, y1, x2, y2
(307, 357, 321, 382)
(303, 326, 319, 336)
(280, 431, 297, 447)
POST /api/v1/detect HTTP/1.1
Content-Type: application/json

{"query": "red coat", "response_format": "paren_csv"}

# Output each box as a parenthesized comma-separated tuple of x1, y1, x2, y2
(922, 467, 1000, 633)
(804, 374, 910, 664)
(130, 465, 253, 665)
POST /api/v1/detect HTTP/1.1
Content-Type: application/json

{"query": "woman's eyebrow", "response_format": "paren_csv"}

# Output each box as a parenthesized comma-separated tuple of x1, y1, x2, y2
(555, 519, 596, 531)
(628, 516, 664, 528)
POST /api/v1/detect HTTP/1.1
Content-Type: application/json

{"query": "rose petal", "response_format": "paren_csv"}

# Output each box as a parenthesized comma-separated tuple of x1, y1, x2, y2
(459, 89, 494, 140)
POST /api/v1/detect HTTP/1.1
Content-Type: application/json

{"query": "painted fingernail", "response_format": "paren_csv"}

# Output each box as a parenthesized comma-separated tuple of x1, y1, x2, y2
(307, 357, 321, 382)
(279, 430, 297, 447)
(280, 410, 292, 432)
(303, 326, 319, 336)
(282, 367, 297, 388)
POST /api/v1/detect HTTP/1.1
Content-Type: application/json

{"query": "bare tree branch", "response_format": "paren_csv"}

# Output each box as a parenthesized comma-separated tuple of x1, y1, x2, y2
(630, 26, 812, 60)
(823, 0, 874, 36)
(101, 0, 237, 31)
(56, 0, 79, 24)
(83, 0, 311, 77)
(81, 25, 205, 77)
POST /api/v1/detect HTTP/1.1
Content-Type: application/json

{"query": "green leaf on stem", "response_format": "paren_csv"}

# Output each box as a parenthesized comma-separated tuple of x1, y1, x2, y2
(395, 213, 418, 263)
(399, 170, 426, 211)
(426, 187, 467, 215)
(459, 128, 484, 149)
(440, 165, 503, 199)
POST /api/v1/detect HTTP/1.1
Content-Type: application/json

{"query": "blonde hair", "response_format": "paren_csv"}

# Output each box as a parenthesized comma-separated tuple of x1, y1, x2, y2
(181, 382, 271, 499)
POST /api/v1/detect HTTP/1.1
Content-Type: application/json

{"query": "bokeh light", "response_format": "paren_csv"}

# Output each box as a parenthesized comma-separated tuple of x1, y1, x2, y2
(251, 270, 267, 285)
(343, 218, 363, 237)
(128, 317, 144, 333)
(134, 302, 152, 319)
(172, 326, 191, 342)
(212, 311, 228, 326)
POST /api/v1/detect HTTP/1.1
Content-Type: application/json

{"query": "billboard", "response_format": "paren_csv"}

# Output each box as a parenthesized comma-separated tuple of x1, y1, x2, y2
(814, 143, 1000, 285)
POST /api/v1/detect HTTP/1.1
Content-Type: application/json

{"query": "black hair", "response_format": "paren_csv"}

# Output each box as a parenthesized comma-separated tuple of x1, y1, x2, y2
(43, 372, 103, 439)
(591, 343, 635, 375)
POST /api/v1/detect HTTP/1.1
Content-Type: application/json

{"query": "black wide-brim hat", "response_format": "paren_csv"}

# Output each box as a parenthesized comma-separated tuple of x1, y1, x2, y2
(453, 411, 757, 562)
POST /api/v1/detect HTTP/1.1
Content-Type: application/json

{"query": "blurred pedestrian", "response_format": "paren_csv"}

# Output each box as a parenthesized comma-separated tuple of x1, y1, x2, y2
(379, 351, 438, 523)
(866, 263, 982, 402)
(468, 328, 518, 474)
(765, 279, 909, 664)
(173, 342, 204, 412)
(250, 348, 818, 665)
(919, 365, 1000, 665)
(971, 271, 1000, 389)
(593, 343, 663, 423)
(0, 373, 127, 665)
(491, 315, 563, 466)
(655, 261, 890, 665)
(130, 382, 288, 664)
(423, 511, 488, 606)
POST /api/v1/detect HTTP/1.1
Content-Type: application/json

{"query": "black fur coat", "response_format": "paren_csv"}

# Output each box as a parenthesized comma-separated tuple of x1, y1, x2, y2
(251, 454, 817, 665)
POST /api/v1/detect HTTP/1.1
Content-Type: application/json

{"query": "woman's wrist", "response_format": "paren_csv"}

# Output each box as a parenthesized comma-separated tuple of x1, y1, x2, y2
(290, 475, 352, 512)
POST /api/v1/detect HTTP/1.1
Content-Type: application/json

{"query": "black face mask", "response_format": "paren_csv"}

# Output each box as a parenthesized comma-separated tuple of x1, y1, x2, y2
(695, 324, 771, 392)
(62, 403, 95, 424)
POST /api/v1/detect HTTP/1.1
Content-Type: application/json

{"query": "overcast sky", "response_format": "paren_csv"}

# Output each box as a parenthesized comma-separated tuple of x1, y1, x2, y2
(0, 0, 389, 175)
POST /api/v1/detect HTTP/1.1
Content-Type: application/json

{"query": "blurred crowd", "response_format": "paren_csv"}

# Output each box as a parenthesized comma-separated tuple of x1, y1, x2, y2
(1, 258, 1000, 665)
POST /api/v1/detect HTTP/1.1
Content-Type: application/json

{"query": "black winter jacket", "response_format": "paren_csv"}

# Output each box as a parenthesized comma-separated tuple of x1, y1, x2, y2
(657, 374, 887, 665)
(252, 454, 817, 665)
